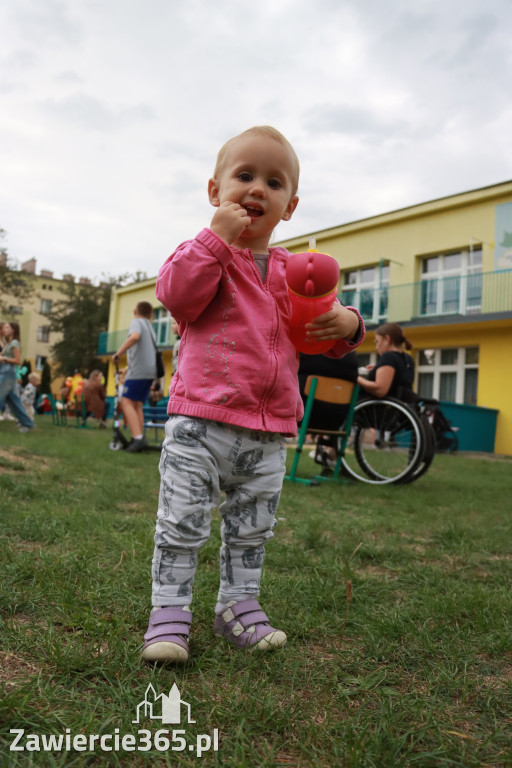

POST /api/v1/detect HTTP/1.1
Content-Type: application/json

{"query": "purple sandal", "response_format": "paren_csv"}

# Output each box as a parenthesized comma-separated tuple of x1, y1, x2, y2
(142, 608, 192, 663)
(214, 599, 286, 650)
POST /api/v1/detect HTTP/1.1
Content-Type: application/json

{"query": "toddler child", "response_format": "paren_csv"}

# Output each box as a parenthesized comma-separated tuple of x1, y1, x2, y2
(142, 125, 365, 663)
(21, 372, 41, 419)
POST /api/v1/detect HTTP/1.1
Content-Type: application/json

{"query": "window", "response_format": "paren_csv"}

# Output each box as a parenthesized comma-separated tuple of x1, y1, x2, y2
(37, 326, 50, 343)
(152, 307, 171, 345)
(417, 346, 479, 404)
(40, 298, 52, 315)
(419, 248, 482, 317)
(9, 305, 23, 315)
(35, 355, 47, 371)
(340, 264, 389, 324)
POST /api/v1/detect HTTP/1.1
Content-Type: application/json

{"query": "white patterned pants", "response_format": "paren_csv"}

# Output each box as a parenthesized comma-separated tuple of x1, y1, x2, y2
(151, 415, 287, 608)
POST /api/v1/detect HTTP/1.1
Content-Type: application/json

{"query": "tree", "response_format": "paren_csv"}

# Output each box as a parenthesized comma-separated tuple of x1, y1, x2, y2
(48, 281, 112, 377)
(48, 273, 144, 377)
(0, 229, 36, 316)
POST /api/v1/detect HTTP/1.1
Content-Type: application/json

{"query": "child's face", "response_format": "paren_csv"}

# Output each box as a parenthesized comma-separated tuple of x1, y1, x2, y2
(208, 135, 299, 251)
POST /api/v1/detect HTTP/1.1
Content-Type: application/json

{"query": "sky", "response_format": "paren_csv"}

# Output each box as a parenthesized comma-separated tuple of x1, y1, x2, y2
(1, 0, 511, 283)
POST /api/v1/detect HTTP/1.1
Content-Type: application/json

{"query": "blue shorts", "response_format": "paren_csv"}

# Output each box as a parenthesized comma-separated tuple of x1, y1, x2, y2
(123, 378, 153, 404)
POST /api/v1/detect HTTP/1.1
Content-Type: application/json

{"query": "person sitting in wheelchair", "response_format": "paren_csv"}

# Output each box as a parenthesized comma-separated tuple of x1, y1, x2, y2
(357, 322, 417, 404)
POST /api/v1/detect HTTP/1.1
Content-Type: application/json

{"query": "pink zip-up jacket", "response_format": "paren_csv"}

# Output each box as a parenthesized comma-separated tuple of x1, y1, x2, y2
(156, 228, 364, 436)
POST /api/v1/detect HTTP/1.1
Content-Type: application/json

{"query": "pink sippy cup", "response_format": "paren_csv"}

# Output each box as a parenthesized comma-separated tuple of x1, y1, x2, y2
(286, 245, 340, 354)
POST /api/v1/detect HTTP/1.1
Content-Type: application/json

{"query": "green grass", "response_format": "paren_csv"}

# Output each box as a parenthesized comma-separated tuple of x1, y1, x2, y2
(0, 418, 511, 767)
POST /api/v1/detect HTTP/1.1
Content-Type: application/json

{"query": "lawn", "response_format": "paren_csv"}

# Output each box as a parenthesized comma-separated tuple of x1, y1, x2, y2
(0, 418, 511, 767)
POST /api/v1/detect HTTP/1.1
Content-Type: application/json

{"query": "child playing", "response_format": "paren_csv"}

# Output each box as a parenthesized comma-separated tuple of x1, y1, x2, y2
(21, 372, 41, 419)
(142, 126, 365, 663)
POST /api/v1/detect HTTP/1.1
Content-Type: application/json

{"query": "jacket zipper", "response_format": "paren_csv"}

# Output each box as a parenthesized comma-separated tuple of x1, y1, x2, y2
(250, 250, 281, 428)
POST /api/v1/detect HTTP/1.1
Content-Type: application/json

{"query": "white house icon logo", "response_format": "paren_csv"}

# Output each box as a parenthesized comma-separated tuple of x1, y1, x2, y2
(132, 683, 195, 725)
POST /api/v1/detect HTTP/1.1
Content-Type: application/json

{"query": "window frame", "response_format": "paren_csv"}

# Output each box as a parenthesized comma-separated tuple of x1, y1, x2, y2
(152, 306, 171, 346)
(416, 346, 479, 404)
(419, 247, 483, 317)
(340, 263, 389, 324)
(40, 298, 53, 315)
(36, 325, 51, 343)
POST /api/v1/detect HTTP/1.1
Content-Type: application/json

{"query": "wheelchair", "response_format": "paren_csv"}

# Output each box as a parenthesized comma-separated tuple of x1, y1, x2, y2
(286, 376, 437, 486)
(340, 396, 436, 485)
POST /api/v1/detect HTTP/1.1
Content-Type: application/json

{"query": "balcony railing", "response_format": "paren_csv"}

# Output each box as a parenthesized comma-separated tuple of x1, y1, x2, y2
(98, 270, 512, 354)
(341, 269, 512, 326)
(97, 329, 173, 355)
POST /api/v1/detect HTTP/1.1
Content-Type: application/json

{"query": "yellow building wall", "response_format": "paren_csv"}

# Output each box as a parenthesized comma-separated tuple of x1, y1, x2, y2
(476, 324, 512, 454)
(286, 192, 500, 286)
(107, 280, 159, 334)
(276, 183, 512, 454)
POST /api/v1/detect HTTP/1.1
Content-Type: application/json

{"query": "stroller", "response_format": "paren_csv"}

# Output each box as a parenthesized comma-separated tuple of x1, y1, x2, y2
(108, 363, 130, 451)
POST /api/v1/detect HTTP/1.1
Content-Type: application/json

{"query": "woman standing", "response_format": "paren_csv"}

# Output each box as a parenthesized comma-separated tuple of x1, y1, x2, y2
(0, 322, 35, 432)
(357, 322, 416, 402)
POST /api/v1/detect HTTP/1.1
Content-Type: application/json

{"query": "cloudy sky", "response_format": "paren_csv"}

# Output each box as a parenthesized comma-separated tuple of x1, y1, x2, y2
(1, 0, 511, 283)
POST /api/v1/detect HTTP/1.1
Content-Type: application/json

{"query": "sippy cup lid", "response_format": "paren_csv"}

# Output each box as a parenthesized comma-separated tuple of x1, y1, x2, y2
(286, 251, 340, 297)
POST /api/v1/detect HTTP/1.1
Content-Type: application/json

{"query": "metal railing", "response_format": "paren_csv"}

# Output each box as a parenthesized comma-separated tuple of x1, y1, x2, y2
(97, 329, 173, 355)
(341, 269, 512, 326)
(98, 270, 512, 353)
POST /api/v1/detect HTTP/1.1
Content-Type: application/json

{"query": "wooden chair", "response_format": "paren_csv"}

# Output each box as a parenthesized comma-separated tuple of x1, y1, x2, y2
(285, 376, 359, 486)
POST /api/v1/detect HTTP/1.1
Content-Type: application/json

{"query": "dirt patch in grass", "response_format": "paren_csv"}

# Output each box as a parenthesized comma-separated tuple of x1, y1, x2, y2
(0, 650, 41, 689)
(123, 502, 149, 514)
(480, 665, 512, 690)
(274, 751, 315, 767)
(9, 613, 49, 632)
(0, 448, 53, 474)
(7, 538, 52, 552)
(359, 563, 400, 580)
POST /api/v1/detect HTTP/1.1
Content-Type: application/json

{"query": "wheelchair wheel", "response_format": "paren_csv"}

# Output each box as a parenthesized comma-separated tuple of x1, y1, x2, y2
(340, 398, 426, 485)
(397, 413, 436, 484)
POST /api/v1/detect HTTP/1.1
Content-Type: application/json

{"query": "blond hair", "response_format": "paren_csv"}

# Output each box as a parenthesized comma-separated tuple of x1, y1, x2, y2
(213, 125, 300, 195)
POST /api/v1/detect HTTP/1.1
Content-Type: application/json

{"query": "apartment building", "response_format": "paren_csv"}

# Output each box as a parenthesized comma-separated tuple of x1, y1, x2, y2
(1, 256, 97, 392)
